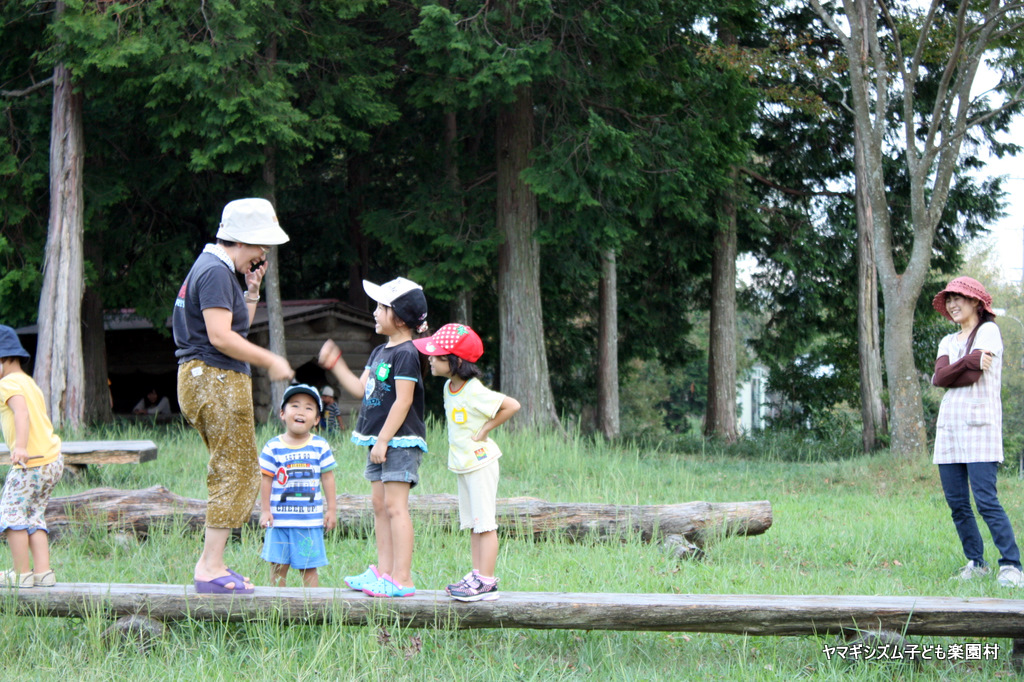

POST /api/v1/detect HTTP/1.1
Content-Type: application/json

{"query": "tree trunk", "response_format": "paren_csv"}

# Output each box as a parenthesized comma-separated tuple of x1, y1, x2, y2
(880, 299, 926, 451)
(263, 152, 286, 424)
(347, 154, 370, 310)
(44, 485, 772, 545)
(848, 0, 929, 455)
(854, 119, 887, 452)
(81, 286, 112, 424)
(34, 58, 85, 429)
(450, 292, 472, 327)
(81, 230, 111, 424)
(259, 38, 286, 423)
(496, 86, 560, 430)
(597, 249, 620, 439)
(443, 109, 473, 327)
(705, 174, 739, 443)
(811, 0, 998, 454)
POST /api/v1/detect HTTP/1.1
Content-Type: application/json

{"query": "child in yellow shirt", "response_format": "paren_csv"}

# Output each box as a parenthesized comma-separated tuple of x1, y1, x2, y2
(413, 324, 520, 601)
(0, 325, 63, 589)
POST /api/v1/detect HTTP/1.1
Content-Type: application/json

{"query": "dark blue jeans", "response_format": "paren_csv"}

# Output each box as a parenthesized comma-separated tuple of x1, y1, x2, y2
(938, 462, 1021, 569)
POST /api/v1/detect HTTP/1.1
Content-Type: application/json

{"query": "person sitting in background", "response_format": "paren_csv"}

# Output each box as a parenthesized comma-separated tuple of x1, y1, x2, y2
(319, 386, 344, 431)
(133, 389, 171, 416)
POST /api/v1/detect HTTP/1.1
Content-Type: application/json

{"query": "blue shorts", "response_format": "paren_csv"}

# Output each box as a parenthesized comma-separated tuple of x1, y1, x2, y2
(260, 526, 327, 570)
(364, 446, 422, 488)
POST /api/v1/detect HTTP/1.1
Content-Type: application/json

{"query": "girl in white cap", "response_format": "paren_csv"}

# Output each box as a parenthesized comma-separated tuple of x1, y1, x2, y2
(319, 277, 428, 597)
(173, 197, 295, 594)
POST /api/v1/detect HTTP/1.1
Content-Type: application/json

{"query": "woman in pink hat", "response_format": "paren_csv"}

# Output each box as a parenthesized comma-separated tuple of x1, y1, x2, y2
(931, 276, 1022, 587)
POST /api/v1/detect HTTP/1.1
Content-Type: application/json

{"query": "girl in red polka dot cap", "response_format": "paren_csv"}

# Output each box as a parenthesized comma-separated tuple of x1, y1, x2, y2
(413, 324, 520, 602)
(413, 323, 484, 362)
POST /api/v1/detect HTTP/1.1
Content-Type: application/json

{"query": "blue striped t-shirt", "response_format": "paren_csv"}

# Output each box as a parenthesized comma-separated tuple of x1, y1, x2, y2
(259, 434, 337, 528)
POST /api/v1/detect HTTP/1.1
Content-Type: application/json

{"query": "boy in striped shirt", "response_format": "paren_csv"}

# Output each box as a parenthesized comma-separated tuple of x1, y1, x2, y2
(259, 384, 337, 587)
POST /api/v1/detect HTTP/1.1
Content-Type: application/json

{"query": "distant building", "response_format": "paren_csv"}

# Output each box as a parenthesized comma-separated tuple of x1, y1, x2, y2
(737, 363, 771, 433)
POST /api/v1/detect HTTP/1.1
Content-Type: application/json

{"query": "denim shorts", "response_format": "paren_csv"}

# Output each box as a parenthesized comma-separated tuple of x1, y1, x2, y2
(260, 526, 328, 570)
(364, 446, 423, 488)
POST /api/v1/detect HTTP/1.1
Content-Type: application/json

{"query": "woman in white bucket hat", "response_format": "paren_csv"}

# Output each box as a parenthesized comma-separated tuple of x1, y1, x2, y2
(173, 197, 295, 594)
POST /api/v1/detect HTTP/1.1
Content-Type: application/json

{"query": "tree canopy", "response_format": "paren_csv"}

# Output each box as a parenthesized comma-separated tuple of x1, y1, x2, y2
(1, 0, 1020, 440)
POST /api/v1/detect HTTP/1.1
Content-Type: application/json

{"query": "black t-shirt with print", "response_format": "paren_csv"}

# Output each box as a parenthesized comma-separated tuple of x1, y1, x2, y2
(351, 341, 427, 451)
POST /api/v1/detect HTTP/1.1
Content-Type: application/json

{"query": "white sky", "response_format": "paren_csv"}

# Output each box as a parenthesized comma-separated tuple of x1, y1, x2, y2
(980, 143, 1024, 283)
(970, 64, 1024, 283)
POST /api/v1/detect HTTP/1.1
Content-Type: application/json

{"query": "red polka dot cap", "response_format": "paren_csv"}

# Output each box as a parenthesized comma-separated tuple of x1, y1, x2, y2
(412, 323, 484, 362)
(932, 276, 996, 322)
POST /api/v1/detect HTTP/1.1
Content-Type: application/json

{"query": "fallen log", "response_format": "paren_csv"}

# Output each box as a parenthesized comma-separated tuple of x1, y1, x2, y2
(8, 583, 1024, 639)
(45, 486, 771, 546)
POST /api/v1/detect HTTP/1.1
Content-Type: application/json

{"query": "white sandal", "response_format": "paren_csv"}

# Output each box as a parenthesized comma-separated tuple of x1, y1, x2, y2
(33, 570, 56, 587)
(1, 569, 34, 589)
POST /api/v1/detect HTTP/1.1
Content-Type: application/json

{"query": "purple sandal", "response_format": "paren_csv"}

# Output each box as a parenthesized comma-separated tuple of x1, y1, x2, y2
(194, 568, 254, 595)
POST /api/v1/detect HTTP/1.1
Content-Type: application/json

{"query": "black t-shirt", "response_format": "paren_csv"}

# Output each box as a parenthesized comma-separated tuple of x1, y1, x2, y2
(172, 250, 250, 375)
(351, 341, 427, 451)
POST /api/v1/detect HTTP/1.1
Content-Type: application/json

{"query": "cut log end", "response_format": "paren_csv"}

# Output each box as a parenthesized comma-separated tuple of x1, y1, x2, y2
(1012, 639, 1024, 673)
(102, 615, 166, 653)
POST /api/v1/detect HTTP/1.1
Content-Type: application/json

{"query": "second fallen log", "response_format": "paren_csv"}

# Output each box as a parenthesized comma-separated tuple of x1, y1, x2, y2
(46, 486, 771, 545)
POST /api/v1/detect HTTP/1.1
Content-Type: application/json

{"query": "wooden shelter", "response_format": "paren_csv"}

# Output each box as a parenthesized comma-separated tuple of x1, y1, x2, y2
(247, 299, 375, 421)
(17, 300, 375, 422)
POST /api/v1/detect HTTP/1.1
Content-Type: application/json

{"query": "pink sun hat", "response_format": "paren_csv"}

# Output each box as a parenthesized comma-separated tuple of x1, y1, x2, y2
(412, 323, 484, 362)
(932, 276, 996, 322)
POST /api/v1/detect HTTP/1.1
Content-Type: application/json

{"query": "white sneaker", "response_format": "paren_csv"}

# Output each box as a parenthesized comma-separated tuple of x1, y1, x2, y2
(33, 570, 56, 587)
(997, 565, 1024, 587)
(953, 560, 990, 580)
(1, 569, 34, 589)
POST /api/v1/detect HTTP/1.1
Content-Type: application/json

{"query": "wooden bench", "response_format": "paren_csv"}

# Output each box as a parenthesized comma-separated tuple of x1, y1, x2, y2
(0, 440, 158, 471)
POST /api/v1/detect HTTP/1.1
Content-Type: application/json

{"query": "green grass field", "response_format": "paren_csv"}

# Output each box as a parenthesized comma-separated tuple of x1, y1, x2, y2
(2, 421, 1022, 680)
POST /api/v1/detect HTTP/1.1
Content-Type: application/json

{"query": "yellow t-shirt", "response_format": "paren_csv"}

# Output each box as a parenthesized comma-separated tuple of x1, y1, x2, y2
(0, 371, 62, 467)
(444, 377, 507, 473)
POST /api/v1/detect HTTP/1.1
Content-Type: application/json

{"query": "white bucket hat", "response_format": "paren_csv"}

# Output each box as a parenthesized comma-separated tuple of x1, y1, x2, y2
(216, 198, 290, 246)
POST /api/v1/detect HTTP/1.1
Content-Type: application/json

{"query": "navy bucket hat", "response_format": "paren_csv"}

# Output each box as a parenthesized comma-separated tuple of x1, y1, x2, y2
(0, 325, 30, 359)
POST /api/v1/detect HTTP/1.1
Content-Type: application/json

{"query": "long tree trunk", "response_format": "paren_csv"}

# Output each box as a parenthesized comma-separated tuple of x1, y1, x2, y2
(347, 154, 370, 310)
(81, 286, 112, 424)
(443, 109, 473, 326)
(854, 119, 887, 452)
(705, 174, 739, 443)
(81, 226, 111, 424)
(35, 58, 85, 429)
(261, 37, 286, 423)
(880, 298, 926, 451)
(811, 0, 996, 455)
(847, 0, 929, 455)
(597, 249, 620, 439)
(263, 150, 286, 424)
(496, 87, 559, 430)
